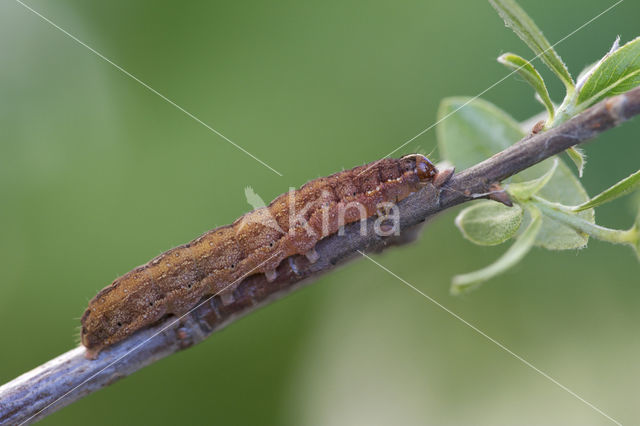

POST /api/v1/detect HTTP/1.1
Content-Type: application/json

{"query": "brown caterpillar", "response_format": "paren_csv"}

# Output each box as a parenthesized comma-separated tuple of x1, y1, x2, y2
(81, 154, 449, 359)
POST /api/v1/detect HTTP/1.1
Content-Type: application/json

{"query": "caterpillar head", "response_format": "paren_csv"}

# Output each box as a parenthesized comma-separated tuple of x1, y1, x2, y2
(401, 154, 437, 182)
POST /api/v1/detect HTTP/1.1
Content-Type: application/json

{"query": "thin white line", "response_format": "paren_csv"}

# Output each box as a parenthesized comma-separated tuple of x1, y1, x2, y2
(15, 0, 284, 177)
(357, 0, 623, 177)
(357, 250, 622, 425)
(19, 251, 283, 425)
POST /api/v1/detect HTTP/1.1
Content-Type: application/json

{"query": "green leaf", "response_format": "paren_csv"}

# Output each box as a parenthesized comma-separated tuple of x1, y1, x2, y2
(576, 36, 640, 108)
(436, 98, 593, 250)
(451, 206, 542, 294)
(533, 196, 639, 254)
(455, 202, 523, 246)
(576, 61, 598, 83)
(566, 147, 586, 178)
(507, 158, 558, 200)
(437, 97, 525, 169)
(498, 53, 554, 121)
(489, 0, 574, 91)
(527, 161, 593, 250)
(572, 169, 640, 212)
(509, 158, 594, 250)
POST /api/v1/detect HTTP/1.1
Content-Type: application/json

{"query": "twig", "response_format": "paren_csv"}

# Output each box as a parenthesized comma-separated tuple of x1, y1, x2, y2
(1, 86, 639, 425)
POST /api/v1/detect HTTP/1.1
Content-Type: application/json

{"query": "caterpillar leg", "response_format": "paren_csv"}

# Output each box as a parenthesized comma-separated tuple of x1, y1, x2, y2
(288, 257, 302, 275)
(84, 347, 102, 360)
(265, 269, 277, 282)
(176, 326, 194, 349)
(305, 248, 319, 263)
(376, 204, 393, 218)
(220, 290, 235, 306)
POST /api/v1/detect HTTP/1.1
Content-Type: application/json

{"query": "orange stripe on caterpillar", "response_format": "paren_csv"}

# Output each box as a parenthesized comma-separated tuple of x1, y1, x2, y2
(81, 154, 446, 358)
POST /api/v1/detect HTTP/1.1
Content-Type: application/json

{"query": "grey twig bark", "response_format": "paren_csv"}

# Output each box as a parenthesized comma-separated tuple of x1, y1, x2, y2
(2, 86, 639, 425)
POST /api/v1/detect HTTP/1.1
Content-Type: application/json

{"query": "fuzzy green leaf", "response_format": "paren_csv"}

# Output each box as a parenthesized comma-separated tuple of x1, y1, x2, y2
(451, 206, 542, 294)
(455, 202, 523, 246)
(437, 97, 525, 169)
(576, 61, 597, 83)
(527, 162, 593, 250)
(508, 159, 558, 200)
(573, 169, 640, 212)
(489, 0, 574, 91)
(511, 159, 594, 250)
(566, 147, 586, 178)
(576, 36, 640, 108)
(498, 53, 554, 120)
(533, 196, 639, 257)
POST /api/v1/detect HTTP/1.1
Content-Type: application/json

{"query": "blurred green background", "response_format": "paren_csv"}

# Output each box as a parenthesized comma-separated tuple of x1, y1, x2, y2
(1, 0, 639, 424)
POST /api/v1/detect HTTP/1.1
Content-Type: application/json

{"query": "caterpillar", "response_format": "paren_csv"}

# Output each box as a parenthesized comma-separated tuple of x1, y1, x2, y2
(81, 154, 450, 359)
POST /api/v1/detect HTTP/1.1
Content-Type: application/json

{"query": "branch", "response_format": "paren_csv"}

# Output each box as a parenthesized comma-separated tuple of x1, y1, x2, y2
(2, 86, 639, 425)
